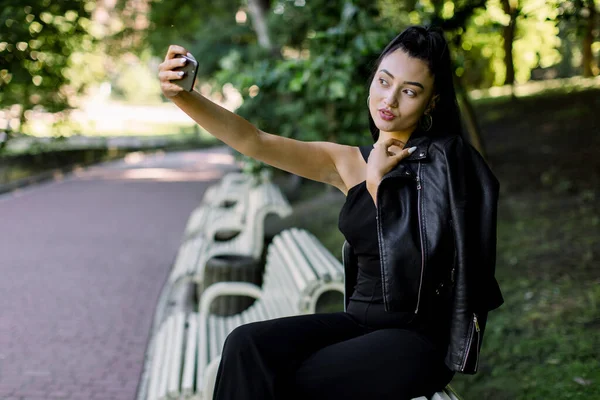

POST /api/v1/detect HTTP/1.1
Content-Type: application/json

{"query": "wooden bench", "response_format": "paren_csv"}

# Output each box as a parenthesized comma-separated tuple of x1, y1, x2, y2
(168, 181, 292, 285)
(183, 173, 256, 240)
(202, 172, 253, 206)
(145, 228, 345, 400)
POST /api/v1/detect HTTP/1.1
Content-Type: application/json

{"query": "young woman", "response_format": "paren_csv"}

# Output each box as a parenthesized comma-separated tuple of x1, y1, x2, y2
(158, 25, 503, 400)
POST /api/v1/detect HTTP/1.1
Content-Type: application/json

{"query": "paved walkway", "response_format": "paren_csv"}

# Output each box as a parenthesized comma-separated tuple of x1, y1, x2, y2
(0, 147, 240, 400)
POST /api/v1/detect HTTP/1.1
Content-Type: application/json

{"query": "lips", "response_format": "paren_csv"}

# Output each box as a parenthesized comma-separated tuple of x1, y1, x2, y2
(378, 109, 396, 121)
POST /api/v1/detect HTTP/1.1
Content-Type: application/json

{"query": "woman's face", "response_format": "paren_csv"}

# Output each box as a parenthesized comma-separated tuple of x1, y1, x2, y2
(368, 48, 436, 137)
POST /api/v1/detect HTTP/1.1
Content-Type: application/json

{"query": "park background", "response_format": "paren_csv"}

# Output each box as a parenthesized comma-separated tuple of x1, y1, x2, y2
(1, 0, 599, 399)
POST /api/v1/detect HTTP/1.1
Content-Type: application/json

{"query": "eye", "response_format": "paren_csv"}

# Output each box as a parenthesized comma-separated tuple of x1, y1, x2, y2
(378, 78, 388, 86)
(403, 89, 416, 97)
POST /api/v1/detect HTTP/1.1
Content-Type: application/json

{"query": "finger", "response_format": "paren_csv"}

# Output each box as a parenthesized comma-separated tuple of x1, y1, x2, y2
(163, 82, 185, 94)
(159, 70, 185, 81)
(395, 146, 417, 160)
(165, 44, 188, 60)
(383, 137, 406, 148)
(159, 56, 188, 72)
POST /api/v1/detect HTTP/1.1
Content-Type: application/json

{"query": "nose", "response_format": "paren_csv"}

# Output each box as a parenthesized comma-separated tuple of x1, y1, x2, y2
(384, 94, 398, 108)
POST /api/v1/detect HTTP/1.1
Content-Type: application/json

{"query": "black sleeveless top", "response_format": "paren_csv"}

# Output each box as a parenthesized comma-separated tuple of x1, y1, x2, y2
(338, 145, 383, 303)
(338, 145, 416, 329)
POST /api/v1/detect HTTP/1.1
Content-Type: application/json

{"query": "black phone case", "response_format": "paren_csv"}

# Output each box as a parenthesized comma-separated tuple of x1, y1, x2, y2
(173, 55, 199, 92)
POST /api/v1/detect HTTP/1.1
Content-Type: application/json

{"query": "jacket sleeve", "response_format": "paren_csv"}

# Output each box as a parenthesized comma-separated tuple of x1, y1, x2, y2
(445, 135, 503, 313)
(443, 135, 503, 372)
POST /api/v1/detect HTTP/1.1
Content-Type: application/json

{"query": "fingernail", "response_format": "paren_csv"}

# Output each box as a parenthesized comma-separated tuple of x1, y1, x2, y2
(178, 71, 185, 76)
(408, 146, 417, 154)
(187, 52, 193, 58)
(181, 58, 187, 64)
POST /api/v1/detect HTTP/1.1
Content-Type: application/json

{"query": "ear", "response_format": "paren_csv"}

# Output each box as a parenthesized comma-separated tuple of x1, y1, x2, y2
(426, 94, 440, 114)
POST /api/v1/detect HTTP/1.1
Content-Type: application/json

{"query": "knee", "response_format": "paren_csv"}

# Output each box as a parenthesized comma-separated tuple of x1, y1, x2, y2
(221, 322, 262, 358)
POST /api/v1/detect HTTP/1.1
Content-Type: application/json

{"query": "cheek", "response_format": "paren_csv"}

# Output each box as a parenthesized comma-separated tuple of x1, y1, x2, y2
(400, 99, 425, 117)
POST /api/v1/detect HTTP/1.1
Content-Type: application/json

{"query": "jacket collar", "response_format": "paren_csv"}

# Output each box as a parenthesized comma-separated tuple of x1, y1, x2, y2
(403, 127, 431, 162)
(382, 128, 431, 180)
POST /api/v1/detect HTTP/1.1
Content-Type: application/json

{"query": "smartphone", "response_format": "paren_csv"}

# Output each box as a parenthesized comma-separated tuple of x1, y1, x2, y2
(173, 54, 198, 92)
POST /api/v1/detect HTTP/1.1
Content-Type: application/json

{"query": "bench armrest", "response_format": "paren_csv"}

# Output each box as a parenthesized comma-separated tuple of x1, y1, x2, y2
(203, 216, 245, 240)
(199, 282, 263, 315)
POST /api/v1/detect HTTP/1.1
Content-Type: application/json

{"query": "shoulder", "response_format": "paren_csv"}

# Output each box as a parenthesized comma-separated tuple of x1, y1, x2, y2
(426, 133, 466, 163)
(431, 133, 500, 192)
(431, 133, 484, 164)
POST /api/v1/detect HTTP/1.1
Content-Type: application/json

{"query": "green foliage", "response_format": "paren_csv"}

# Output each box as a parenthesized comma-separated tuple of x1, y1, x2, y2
(146, 0, 254, 80)
(458, 0, 562, 87)
(0, 0, 94, 113)
(214, 1, 394, 145)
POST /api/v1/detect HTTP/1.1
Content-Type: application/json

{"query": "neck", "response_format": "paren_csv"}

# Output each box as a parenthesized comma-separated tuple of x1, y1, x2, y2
(375, 125, 419, 148)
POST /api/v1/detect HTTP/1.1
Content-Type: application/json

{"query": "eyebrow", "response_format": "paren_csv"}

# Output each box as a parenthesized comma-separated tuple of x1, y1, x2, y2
(379, 69, 425, 90)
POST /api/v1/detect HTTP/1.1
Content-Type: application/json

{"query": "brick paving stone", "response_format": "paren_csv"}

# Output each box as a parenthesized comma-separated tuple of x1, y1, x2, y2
(48, 391, 71, 399)
(0, 147, 240, 400)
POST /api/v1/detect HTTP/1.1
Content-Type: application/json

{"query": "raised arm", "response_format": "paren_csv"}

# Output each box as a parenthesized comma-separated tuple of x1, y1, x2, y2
(159, 45, 350, 192)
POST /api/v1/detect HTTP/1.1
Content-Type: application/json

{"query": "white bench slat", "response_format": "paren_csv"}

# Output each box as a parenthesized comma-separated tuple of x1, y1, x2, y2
(196, 312, 208, 395)
(254, 300, 269, 321)
(183, 206, 210, 238)
(233, 313, 243, 332)
(208, 316, 219, 363)
(431, 391, 452, 400)
(296, 228, 340, 279)
(146, 318, 168, 400)
(156, 315, 175, 399)
(203, 172, 253, 207)
(218, 316, 228, 359)
(167, 312, 185, 397)
(267, 251, 302, 309)
(269, 238, 307, 294)
(169, 235, 205, 283)
(277, 231, 318, 285)
(225, 315, 236, 344)
(181, 313, 197, 396)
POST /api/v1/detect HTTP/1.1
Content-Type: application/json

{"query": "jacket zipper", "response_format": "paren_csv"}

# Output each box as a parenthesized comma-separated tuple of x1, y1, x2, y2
(414, 161, 425, 314)
(375, 161, 423, 312)
(461, 313, 481, 371)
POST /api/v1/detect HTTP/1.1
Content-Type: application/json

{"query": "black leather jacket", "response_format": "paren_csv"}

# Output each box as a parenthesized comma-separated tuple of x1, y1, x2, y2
(341, 128, 503, 374)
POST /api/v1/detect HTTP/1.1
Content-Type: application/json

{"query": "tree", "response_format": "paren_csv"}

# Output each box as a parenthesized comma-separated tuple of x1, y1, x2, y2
(499, 0, 519, 85)
(0, 0, 93, 138)
(557, 0, 599, 76)
(581, 0, 598, 76)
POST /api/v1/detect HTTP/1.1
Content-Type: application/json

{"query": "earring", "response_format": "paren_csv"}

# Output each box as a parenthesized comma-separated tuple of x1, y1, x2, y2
(367, 95, 370, 107)
(420, 114, 433, 131)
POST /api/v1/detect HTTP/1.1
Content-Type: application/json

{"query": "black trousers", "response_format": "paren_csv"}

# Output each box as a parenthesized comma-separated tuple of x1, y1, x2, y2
(212, 307, 455, 400)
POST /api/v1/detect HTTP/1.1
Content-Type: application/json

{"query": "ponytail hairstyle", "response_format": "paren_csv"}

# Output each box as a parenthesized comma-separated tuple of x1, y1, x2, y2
(367, 26, 463, 142)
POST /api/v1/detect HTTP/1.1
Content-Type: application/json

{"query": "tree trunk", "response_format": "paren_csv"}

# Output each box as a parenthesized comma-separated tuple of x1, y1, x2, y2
(247, 0, 274, 52)
(500, 0, 517, 86)
(582, 0, 596, 77)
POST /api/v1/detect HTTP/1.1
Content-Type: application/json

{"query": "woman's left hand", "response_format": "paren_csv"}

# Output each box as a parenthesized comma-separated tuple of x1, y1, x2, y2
(367, 138, 416, 183)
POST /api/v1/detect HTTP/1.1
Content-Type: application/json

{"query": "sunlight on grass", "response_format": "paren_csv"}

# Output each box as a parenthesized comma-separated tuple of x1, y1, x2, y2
(470, 76, 600, 105)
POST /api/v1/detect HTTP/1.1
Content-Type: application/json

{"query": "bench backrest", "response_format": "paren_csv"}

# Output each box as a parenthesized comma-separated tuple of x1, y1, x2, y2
(264, 228, 344, 313)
